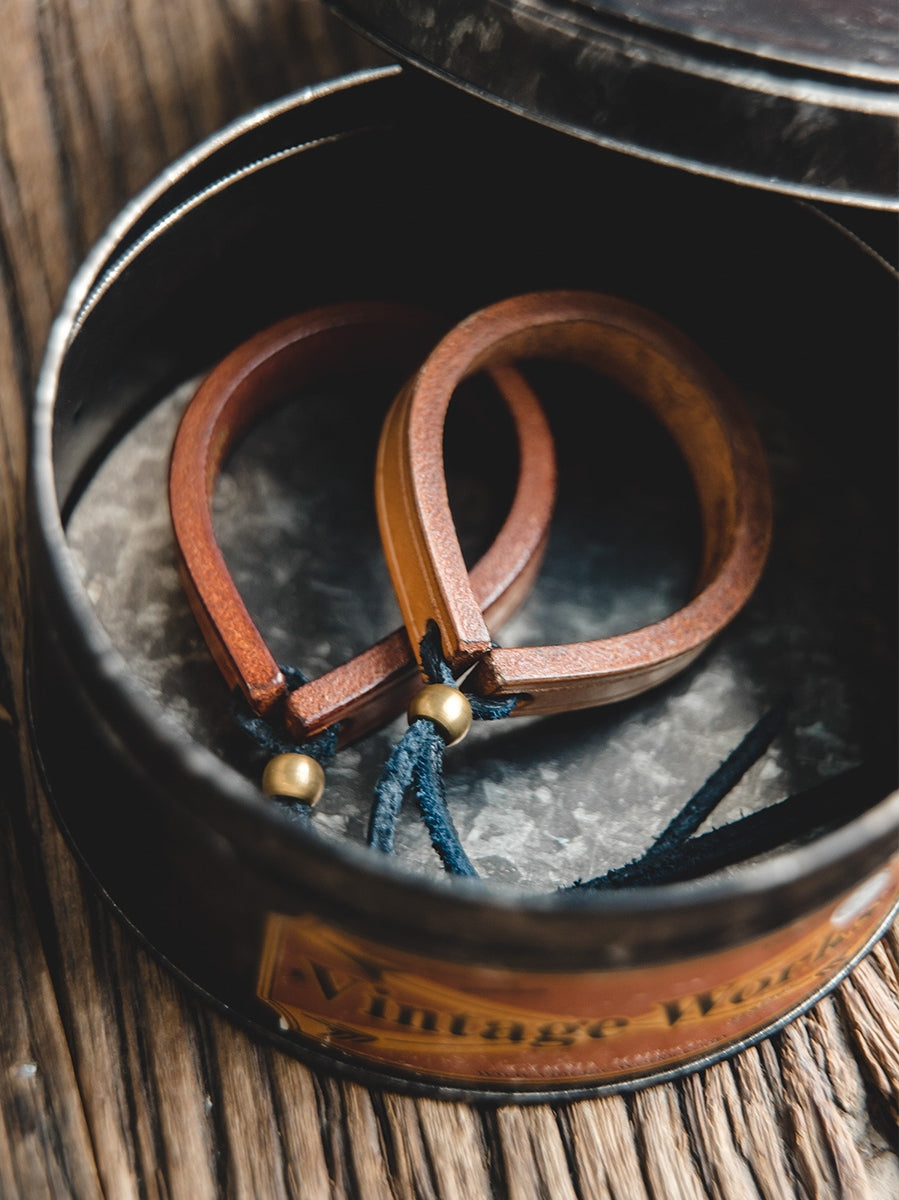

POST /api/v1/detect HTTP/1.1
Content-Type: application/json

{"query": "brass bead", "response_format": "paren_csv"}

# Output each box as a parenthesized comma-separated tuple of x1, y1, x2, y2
(262, 753, 325, 806)
(408, 683, 472, 747)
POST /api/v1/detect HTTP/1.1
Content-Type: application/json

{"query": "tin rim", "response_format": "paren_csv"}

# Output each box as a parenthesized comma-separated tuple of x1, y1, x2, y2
(326, 2, 899, 210)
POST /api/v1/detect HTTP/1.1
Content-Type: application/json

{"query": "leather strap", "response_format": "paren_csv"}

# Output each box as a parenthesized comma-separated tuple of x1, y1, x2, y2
(376, 290, 771, 716)
(169, 302, 556, 744)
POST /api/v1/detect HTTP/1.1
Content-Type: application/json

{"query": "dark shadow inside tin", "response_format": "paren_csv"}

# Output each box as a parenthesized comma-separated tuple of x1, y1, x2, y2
(57, 72, 897, 892)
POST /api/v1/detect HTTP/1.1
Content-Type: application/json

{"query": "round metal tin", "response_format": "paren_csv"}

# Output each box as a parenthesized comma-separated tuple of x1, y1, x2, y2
(29, 67, 899, 1100)
(327, 0, 899, 208)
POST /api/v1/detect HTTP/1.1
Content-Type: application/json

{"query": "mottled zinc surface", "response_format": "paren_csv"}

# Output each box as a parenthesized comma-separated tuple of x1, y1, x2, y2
(67, 365, 891, 890)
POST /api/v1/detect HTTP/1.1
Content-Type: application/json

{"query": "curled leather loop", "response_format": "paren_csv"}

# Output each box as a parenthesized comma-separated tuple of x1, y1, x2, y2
(169, 302, 556, 745)
(376, 290, 772, 717)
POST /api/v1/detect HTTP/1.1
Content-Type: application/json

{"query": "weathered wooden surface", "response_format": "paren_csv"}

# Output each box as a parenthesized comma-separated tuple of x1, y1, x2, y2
(0, 2, 896, 1197)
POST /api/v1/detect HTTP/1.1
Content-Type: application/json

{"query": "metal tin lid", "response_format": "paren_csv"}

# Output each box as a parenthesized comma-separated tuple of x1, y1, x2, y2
(327, 0, 899, 208)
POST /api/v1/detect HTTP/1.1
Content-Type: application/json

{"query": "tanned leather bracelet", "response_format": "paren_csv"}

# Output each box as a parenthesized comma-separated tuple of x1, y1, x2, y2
(376, 290, 771, 716)
(169, 301, 556, 748)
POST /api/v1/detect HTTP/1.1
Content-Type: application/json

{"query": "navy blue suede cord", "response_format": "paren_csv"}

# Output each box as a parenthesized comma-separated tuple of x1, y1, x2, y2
(231, 664, 338, 818)
(418, 627, 518, 721)
(368, 718, 433, 853)
(231, 664, 339, 765)
(613, 700, 786, 880)
(371, 626, 799, 885)
(225, 644, 843, 885)
(369, 715, 477, 874)
(645, 700, 788, 857)
(644, 762, 887, 884)
(369, 625, 519, 873)
(414, 720, 478, 876)
(417, 628, 455, 687)
(565, 701, 791, 892)
(273, 798, 314, 826)
(570, 761, 890, 890)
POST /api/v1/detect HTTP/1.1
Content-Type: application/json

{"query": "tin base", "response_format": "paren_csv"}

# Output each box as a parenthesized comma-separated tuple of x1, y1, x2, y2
(30, 68, 899, 1097)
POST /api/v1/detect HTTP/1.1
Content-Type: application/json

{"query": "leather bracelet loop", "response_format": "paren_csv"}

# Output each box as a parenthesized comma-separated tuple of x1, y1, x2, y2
(169, 302, 556, 744)
(376, 290, 771, 716)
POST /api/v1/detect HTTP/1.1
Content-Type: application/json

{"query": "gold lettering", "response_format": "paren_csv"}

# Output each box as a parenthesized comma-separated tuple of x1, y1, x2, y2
(395, 1004, 439, 1032)
(774, 953, 812, 987)
(813, 929, 848, 963)
(311, 962, 363, 1001)
(364, 990, 440, 1033)
(365, 988, 390, 1019)
(532, 1021, 582, 1047)
(729, 975, 772, 1006)
(585, 1016, 629, 1039)
(661, 989, 724, 1027)
(480, 1020, 526, 1043)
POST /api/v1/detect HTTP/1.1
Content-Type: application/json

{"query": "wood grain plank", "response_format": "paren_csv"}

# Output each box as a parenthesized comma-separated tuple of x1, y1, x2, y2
(731, 1049, 801, 1200)
(0, 284, 28, 679)
(566, 1096, 648, 1200)
(416, 1101, 492, 1200)
(0, 804, 103, 1200)
(207, 1020, 292, 1200)
(631, 1087, 708, 1200)
(0, 2, 68, 357)
(19, 830, 147, 1200)
(318, 1076, 356, 1199)
(682, 1065, 768, 1200)
(779, 1019, 869, 1199)
(495, 1105, 579, 1200)
(840, 946, 899, 1113)
(117, 936, 219, 1200)
(268, 1053, 336, 1200)
(343, 1082, 399, 1200)
(380, 1093, 440, 1200)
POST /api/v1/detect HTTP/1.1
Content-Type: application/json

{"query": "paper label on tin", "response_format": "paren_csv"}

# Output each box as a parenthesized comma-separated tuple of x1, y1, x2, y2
(256, 858, 899, 1087)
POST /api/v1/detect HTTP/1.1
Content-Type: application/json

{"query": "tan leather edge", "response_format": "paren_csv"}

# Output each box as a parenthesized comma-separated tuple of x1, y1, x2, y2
(378, 290, 771, 715)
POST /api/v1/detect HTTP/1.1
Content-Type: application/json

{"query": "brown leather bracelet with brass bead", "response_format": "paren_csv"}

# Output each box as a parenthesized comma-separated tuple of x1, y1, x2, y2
(262, 753, 326, 808)
(408, 683, 473, 748)
(169, 301, 556, 803)
(376, 289, 772, 717)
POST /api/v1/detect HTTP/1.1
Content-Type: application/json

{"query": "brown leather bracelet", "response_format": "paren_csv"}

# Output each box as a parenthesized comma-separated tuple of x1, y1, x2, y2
(376, 290, 771, 717)
(169, 302, 556, 745)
